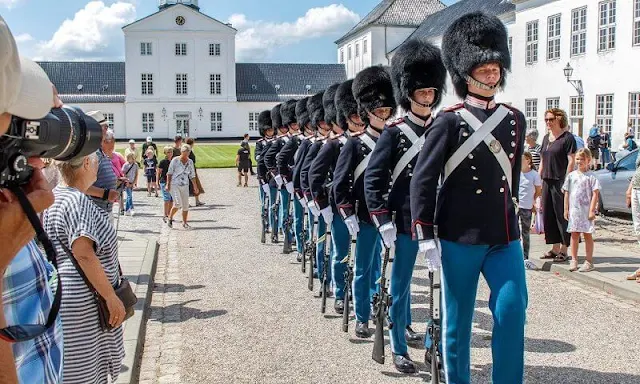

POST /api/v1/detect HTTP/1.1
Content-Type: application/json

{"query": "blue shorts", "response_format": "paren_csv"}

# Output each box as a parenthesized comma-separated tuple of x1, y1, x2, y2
(159, 182, 172, 202)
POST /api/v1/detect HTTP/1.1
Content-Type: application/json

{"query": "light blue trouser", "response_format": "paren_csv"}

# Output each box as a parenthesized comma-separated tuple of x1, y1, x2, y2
(353, 222, 382, 322)
(388, 233, 418, 356)
(268, 187, 278, 232)
(330, 213, 349, 300)
(439, 240, 528, 384)
(315, 215, 328, 282)
(293, 197, 304, 253)
(278, 189, 291, 236)
(125, 187, 134, 211)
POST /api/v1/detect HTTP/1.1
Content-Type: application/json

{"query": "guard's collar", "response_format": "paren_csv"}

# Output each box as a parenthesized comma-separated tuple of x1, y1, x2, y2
(407, 112, 432, 128)
(465, 93, 496, 110)
(366, 126, 380, 138)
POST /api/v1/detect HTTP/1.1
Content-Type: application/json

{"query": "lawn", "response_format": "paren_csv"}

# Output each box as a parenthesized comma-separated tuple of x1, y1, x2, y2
(117, 144, 255, 168)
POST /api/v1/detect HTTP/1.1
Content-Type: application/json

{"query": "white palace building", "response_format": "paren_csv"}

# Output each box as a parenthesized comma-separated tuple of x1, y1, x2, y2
(335, 0, 640, 148)
(40, 0, 640, 146)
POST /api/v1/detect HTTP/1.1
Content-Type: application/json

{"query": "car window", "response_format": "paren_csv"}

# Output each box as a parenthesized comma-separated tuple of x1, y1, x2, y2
(617, 150, 638, 171)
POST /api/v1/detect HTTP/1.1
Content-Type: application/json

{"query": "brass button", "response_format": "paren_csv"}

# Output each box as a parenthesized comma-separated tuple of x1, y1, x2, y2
(511, 142, 516, 147)
(403, 148, 408, 152)
(502, 175, 506, 181)
(508, 153, 514, 159)
(509, 110, 514, 115)
(510, 120, 516, 126)
(511, 130, 516, 136)
(473, 176, 478, 180)
(468, 154, 474, 159)
(471, 165, 477, 170)
(408, 172, 413, 177)
(500, 187, 505, 193)
(462, 131, 469, 137)
(407, 164, 412, 169)
(476, 189, 482, 194)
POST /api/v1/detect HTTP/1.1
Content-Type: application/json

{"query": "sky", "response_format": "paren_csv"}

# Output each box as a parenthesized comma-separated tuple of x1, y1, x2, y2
(1, 0, 458, 63)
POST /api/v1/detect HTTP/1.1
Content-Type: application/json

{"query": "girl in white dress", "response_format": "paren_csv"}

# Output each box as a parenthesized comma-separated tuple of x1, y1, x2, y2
(562, 148, 601, 272)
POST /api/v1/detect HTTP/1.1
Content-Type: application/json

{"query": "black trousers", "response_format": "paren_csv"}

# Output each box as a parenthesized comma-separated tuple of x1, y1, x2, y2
(542, 179, 570, 246)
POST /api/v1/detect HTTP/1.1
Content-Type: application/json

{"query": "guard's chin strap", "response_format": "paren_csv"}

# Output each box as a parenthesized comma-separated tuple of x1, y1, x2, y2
(368, 110, 389, 123)
(465, 75, 501, 91)
(347, 116, 365, 130)
(409, 97, 432, 109)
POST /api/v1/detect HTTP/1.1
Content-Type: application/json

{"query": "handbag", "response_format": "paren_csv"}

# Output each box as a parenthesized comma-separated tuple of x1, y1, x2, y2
(58, 240, 137, 331)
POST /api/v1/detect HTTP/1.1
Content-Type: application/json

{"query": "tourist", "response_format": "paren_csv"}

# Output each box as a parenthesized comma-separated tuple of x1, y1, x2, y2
(85, 111, 118, 220)
(185, 138, 205, 206)
(166, 144, 199, 229)
(124, 139, 141, 165)
(625, 150, 640, 283)
(157, 146, 174, 222)
(519, 152, 542, 270)
(236, 141, 250, 187)
(122, 153, 139, 216)
(143, 149, 158, 197)
(172, 135, 183, 158)
(142, 136, 158, 159)
(525, 128, 541, 169)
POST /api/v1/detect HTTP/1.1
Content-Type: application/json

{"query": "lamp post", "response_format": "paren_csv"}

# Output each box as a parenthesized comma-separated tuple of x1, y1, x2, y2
(563, 62, 584, 136)
(161, 107, 167, 121)
(198, 107, 203, 120)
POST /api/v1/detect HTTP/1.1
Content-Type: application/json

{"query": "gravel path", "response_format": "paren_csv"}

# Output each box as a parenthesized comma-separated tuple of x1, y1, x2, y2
(132, 169, 640, 384)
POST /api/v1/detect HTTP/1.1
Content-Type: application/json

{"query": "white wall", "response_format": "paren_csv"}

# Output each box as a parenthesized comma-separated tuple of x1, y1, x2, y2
(338, 29, 373, 79)
(68, 102, 126, 136)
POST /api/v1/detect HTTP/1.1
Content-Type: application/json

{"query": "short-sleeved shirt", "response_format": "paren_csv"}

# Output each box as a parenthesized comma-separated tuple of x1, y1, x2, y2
(237, 147, 250, 167)
(110, 152, 126, 178)
(562, 171, 601, 233)
(519, 170, 542, 209)
(158, 158, 171, 184)
(172, 146, 181, 158)
(525, 143, 542, 170)
(142, 142, 158, 157)
(122, 162, 139, 184)
(90, 149, 117, 213)
(2, 241, 63, 384)
(143, 157, 158, 176)
(540, 131, 577, 180)
(600, 133, 610, 149)
(124, 146, 141, 164)
(167, 157, 196, 187)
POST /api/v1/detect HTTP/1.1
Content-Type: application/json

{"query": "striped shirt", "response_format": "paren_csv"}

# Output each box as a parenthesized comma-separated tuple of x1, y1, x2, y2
(89, 149, 117, 214)
(526, 143, 542, 170)
(43, 186, 124, 383)
(2, 241, 63, 384)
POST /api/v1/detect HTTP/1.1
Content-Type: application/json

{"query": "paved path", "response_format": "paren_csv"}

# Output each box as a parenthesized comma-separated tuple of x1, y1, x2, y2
(130, 169, 640, 384)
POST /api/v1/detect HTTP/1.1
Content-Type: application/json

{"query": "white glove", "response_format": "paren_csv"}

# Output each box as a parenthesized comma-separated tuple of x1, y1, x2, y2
(274, 174, 284, 187)
(378, 222, 397, 249)
(307, 200, 321, 217)
(418, 240, 442, 271)
(320, 206, 334, 224)
(344, 215, 360, 237)
(285, 181, 294, 195)
(261, 184, 270, 195)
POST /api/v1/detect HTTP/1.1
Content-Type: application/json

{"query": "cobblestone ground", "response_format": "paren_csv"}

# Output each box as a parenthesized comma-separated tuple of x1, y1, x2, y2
(130, 169, 640, 384)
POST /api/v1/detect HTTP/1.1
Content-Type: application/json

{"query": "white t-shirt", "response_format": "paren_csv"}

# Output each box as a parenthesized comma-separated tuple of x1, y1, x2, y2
(519, 170, 542, 210)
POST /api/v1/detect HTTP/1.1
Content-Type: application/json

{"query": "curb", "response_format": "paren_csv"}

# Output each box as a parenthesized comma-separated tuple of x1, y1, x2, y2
(117, 239, 159, 384)
(530, 259, 640, 303)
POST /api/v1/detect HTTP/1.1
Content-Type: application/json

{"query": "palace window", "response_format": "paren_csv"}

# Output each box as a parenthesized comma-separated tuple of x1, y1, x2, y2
(526, 20, 538, 64)
(140, 42, 152, 56)
(104, 113, 114, 131)
(546, 97, 560, 111)
(210, 74, 222, 95)
(249, 112, 259, 131)
(141, 73, 153, 95)
(175, 42, 187, 56)
(596, 94, 614, 134)
(525, 99, 538, 130)
(209, 43, 221, 56)
(598, 0, 616, 51)
(210, 112, 223, 132)
(142, 113, 154, 133)
(570, 96, 584, 118)
(629, 93, 640, 137)
(571, 7, 587, 55)
(176, 73, 188, 95)
(634, 0, 640, 45)
(547, 14, 561, 60)
(363, 39, 368, 54)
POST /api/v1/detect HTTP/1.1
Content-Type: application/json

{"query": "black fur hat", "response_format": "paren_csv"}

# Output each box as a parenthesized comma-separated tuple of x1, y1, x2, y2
(352, 65, 396, 125)
(295, 97, 310, 130)
(307, 91, 325, 130)
(335, 80, 357, 130)
(271, 103, 283, 129)
(280, 99, 298, 127)
(322, 83, 340, 126)
(391, 39, 447, 111)
(258, 110, 272, 137)
(442, 12, 511, 99)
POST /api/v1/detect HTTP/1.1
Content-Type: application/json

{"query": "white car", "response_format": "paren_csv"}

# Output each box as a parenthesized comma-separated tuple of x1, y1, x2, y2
(594, 149, 638, 214)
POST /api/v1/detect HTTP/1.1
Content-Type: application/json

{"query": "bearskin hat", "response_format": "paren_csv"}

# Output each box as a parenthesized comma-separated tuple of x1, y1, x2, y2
(271, 103, 283, 129)
(335, 80, 357, 130)
(322, 83, 340, 126)
(295, 97, 310, 130)
(280, 99, 298, 127)
(442, 12, 511, 99)
(352, 65, 396, 125)
(307, 91, 325, 130)
(258, 110, 272, 137)
(391, 39, 447, 111)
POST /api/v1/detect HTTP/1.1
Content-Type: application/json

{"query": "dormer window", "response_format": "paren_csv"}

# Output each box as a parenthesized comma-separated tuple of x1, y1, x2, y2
(175, 43, 187, 56)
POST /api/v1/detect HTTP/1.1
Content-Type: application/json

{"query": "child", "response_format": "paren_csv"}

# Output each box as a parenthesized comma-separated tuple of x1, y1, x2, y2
(563, 148, 601, 272)
(122, 153, 139, 216)
(236, 141, 250, 187)
(157, 146, 174, 222)
(518, 151, 542, 270)
(143, 149, 158, 197)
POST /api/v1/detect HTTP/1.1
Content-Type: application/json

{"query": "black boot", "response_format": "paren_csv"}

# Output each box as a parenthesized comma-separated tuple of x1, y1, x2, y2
(405, 326, 422, 345)
(355, 321, 370, 338)
(296, 252, 303, 262)
(392, 353, 418, 374)
(334, 299, 344, 314)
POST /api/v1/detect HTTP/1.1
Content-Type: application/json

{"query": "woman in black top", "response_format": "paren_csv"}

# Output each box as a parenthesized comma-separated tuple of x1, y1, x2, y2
(539, 108, 576, 261)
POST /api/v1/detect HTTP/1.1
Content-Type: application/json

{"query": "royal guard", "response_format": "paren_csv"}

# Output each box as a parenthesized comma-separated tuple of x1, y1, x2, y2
(308, 83, 349, 313)
(276, 97, 313, 261)
(410, 12, 528, 384)
(332, 72, 392, 338)
(364, 42, 447, 373)
(264, 103, 291, 240)
(300, 91, 332, 280)
(256, 110, 276, 237)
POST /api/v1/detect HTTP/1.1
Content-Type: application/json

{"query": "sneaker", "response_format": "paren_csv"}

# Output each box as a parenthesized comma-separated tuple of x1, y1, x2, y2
(124, 210, 131, 216)
(578, 261, 595, 272)
(237, 183, 241, 187)
(524, 260, 538, 270)
(569, 259, 579, 272)
(168, 219, 173, 228)
(162, 216, 167, 223)
(183, 223, 192, 230)
(244, 183, 248, 187)
(130, 210, 135, 217)
(196, 201, 206, 207)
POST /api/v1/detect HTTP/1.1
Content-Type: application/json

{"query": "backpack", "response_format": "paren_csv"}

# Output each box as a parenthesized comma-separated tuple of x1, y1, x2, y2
(629, 139, 638, 151)
(587, 135, 600, 150)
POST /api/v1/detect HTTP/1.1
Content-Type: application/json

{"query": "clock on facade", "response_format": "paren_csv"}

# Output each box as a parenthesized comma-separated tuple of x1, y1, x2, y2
(175, 16, 185, 25)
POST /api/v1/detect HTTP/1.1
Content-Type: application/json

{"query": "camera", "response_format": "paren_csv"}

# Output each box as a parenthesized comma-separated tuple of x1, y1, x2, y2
(0, 105, 103, 187)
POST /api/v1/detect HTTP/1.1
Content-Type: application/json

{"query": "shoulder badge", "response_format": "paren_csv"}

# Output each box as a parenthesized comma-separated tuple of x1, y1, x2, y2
(387, 117, 405, 127)
(443, 103, 464, 112)
(351, 131, 364, 137)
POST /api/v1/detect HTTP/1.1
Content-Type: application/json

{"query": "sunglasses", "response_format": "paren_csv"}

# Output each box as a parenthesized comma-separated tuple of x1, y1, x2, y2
(544, 117, 557, 122)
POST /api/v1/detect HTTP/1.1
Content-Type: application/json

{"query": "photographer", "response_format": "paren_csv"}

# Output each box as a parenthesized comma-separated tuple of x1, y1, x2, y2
(0, 16, 63, 384)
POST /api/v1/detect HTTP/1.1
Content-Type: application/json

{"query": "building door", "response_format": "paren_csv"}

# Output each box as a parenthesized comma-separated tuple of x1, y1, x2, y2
(570, 118, 583, 137)
(175, 112, 191, 138)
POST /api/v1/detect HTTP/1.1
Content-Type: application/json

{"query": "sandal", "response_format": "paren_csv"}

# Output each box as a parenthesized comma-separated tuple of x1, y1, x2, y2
(626, 269, 640, 280)
(553, 252, 570, 263)
(541, 250, 558, 259)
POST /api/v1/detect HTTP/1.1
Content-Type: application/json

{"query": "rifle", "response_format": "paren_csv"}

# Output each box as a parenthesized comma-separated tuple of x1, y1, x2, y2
(260, 185, 268, 244)
(372, 212, 395, 365)
(307, 214, 317, 291)
(341, 200, 358, 332)
(300, 196, 308, 273)
(320, 216, 332, 314)
(282, 186, 293, 254)
(271, 183, 281, 243)
(426, 270, 443, 384)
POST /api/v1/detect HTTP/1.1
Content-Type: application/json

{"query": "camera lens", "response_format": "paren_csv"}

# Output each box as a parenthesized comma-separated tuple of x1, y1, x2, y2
(18, 105, 102, 161)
